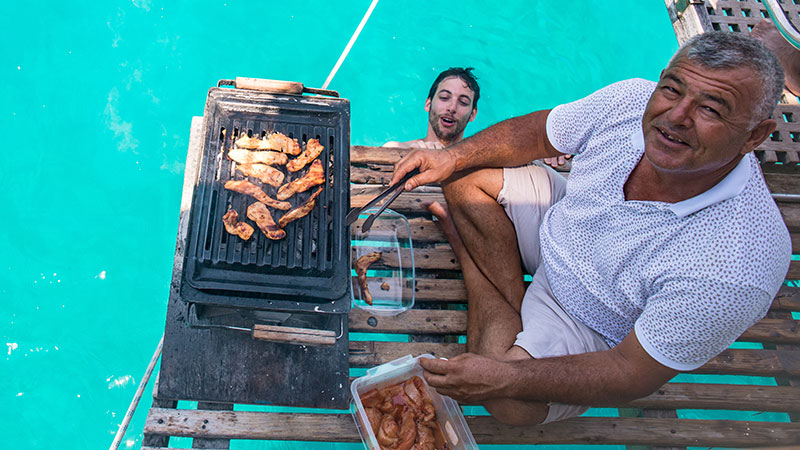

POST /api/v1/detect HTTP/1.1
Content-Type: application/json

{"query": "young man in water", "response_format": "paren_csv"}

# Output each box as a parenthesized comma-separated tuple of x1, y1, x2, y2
(384, 67, 480, 149)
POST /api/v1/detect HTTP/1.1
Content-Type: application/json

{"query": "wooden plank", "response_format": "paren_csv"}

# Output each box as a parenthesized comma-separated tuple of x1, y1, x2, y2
(778, 202, 800, 231)
(144, 408, 800, 446)
(741, 318, 800, 345)
(348, 341, 800, 377)
(349, 308, 466, 334)
(192, 402, 232, 449)
(353, 246, 460, 271)
(352, 145, 408, 164)
(663, 0, 712, 45)
(787, 259, 800, 280)
(627, 382, 800, 412)
(355, 277, 799, 310)
(774, 285, 800, 312)
(765, 172, 800, 194)
(350, 308, 799, 345)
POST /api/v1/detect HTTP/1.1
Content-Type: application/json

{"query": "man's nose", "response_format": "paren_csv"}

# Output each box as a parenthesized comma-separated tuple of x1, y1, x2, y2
(666, 98, 693, 127)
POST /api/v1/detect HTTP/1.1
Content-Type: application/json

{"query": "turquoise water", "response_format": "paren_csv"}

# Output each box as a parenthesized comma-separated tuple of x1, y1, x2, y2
(0, 1, 684, 449)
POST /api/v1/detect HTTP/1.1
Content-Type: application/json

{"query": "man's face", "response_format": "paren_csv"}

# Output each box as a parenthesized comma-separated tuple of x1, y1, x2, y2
(642, 58, 770, 177)
(425, 76, 477, 143)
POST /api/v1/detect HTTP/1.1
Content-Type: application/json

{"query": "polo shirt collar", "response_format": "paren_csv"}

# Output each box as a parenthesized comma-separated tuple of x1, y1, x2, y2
(629, 130, 752, 218)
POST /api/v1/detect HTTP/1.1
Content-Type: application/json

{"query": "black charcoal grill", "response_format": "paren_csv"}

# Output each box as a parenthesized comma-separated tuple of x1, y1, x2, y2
(180, 79, 351, 341)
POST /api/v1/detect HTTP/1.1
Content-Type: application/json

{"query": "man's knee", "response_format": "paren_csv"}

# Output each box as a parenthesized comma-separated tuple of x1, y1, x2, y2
(442, 168, 504, 207)
(483, 398, 548, 426)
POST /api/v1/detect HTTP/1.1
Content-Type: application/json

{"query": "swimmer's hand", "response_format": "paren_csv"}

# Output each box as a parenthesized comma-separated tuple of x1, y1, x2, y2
(542, 154, 572, 168)
(390, 147, 457, 191)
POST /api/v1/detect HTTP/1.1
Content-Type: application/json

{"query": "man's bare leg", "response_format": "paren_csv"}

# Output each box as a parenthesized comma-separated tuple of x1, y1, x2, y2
(427, 170, 549, 424)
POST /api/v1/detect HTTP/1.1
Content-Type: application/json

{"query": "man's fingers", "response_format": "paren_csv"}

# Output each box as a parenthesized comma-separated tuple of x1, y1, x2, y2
(418, 356, 449, 374)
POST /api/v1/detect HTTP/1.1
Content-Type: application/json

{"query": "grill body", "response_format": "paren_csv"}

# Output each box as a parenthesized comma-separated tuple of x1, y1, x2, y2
(181, 87, 351, 313)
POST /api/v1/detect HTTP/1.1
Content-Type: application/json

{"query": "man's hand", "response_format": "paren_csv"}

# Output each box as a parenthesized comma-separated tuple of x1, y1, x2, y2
(390, 148, 458, 191)
(418, 353, 508, 403)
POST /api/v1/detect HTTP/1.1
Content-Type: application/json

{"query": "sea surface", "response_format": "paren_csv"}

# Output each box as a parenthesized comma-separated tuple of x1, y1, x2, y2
(0, 1, 737, 449)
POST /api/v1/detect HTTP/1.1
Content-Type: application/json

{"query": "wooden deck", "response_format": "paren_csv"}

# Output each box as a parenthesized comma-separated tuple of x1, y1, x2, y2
(143, 141, 800, 448)
(143, 2, 800, 447)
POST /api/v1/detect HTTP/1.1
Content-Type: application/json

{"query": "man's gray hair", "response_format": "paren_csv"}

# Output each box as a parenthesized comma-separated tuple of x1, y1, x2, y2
(668, 31, 784, 125)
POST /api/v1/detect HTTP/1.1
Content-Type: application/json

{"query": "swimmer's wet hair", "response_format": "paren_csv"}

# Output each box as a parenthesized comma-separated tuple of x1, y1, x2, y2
(669, 31, 784, 125)
(427, 67, 480, 110)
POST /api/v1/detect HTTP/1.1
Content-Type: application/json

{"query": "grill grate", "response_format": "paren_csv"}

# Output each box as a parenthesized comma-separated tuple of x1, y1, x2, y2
(183, 88, 351, 308)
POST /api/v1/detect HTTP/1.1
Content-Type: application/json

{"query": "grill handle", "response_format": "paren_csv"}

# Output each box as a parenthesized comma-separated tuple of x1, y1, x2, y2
(252, 324, 336, 346)
(222, 77, 340, 98)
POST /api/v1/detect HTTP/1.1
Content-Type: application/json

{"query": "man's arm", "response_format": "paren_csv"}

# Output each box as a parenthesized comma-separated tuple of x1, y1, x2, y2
(391, 110, 565, 190)
(419, 329, 677, 407)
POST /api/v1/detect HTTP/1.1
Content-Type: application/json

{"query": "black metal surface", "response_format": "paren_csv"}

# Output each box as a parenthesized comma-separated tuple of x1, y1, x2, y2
(182, 87, 351, 311)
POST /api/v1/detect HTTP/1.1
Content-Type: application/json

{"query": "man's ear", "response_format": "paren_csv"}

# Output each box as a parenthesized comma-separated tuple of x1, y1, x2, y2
(424, 98, 431, 112)
(741, 118, 777, 154)
(469, 108, 477, 122)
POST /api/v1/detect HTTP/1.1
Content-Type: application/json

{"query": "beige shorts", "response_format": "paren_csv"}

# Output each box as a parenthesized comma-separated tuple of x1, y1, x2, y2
(498, 163, 610, 424)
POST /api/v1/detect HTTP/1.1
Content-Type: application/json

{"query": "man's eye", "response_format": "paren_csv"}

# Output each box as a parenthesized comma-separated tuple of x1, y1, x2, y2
(702, 106, 720, 117)
(662, 86, 678, 95)
(459, 101, 469, 107)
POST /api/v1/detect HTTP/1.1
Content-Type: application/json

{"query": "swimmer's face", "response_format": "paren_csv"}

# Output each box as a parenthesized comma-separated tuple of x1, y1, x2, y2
(425, 76, 477, 144)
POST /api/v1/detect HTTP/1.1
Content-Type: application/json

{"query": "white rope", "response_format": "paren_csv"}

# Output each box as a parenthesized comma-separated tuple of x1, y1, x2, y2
(109, 334, 164, 450)
(321, 0, 380, 90)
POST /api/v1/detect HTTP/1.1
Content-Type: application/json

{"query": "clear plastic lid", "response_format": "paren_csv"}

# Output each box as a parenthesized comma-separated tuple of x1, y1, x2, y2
(350, 208, 415, 316)
(350, 354, 478, 450)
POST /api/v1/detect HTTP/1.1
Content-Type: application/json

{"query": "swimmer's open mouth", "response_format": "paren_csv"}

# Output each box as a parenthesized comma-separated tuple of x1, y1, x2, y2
(441, 116, 456, 126)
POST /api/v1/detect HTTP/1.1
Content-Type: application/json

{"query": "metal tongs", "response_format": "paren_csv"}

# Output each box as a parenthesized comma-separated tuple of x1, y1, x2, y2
(346, 168, 420, 232)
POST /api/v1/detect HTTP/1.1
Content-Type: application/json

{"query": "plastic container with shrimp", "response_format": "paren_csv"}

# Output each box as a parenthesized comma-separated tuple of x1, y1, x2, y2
(350, 354, 478, 450)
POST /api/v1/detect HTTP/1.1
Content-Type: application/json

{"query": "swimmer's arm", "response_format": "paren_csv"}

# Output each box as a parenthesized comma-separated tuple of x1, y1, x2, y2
(420, 329, 677, 407)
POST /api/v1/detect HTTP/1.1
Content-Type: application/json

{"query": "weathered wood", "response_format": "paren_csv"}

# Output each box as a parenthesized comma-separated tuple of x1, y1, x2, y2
(765, 172, 800, 194)
(353, 246, 460, 271)
(348, 341, 800, 377)
(778, 202, 800, 231)
(349, 308, 466, 334)
(144, 408, 800, 446)
(355, 277, 800, 311)
(627, 382, 800, 412)
(787, 259, 800, 280)
(192, 402, 232, 449)
(351, 145, 408, 164)
(350, 308, 800, 345)
(664, 0, 712, 45)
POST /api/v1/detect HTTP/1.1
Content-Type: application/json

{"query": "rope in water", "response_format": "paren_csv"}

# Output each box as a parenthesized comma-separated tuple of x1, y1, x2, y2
(321, 0, 380, 90)
(108, 334, 164, 450)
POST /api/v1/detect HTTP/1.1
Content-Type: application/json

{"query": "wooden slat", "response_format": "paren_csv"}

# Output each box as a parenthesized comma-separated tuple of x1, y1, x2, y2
(788, 259, 800, 280)
(779, 202, 800, 232)
(765, 172, 800, 194)
(350, 308, 800, 345)
(774, 285, 800, 312)
(741, 318, 800, 345)
(626, 382, 800, 412)
(144, 408, 800, 447)
(349, 308, 466, 334)
(348, 341, 800, 377)
(355, 277, 800, 310)
(351, 145, 408, 164)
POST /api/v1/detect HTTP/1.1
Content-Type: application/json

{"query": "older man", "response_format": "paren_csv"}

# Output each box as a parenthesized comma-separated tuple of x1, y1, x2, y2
(384, 67, 479, 149)
(391, 32, 791, 425)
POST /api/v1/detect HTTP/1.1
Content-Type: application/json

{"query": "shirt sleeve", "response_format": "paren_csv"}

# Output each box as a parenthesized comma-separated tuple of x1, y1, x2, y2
(545, 78, 656, 155)
(634, 277, 773, 371)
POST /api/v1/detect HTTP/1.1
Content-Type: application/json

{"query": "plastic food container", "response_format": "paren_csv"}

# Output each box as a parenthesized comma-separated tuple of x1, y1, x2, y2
(350, 354, 478, 450)
(350, 208, 415, 316)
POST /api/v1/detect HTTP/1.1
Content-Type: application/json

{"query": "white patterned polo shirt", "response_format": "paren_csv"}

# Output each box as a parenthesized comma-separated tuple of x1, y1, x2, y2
(540, 78, 791, 370)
